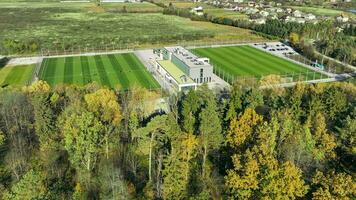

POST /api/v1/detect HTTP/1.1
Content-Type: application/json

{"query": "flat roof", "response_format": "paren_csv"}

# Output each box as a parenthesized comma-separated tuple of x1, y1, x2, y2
(157, 60, 195, 85)
(164, 46, 212, 69)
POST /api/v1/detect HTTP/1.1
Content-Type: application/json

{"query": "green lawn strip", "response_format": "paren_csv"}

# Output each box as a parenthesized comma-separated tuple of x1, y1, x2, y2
(240, 46, 305, 73)
(93, 55, 112, 87)
(115, 54, 141, 88)
(240, 46, 323, 79)
(100, 55, 121, 88)
(194, 48, 252, 76)
(217, 47, 269, 75)
(0, 66, 13, 85)
(126, 53, 160, 89)
(86, 56, 102, 86)
(122, 54, 145, 87)
(72, 56, 84, 85)
(38, 58, 48, 79)
(80, 56, 92, 85)
(63, 57, 74, 84)
(229, 46, 291, 75)
(107, 54, 129, 89)
(2, 65, 34, 86)
(43, 58, 58, 85)
(53, 57, 65, 85)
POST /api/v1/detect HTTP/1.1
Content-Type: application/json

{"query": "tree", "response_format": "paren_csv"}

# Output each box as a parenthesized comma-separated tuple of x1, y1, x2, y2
(62, 111, 104, 173)
(133, 115, 168, 182)
(226, 121, 308, 199)
(84, 89, 122, 159)
(289, 32, 300, 46)
(227, 108, 263, 148)
(307, 113, 336, 161)
(0, 130, 5, 146)
(336, 115, 356, 154)
(163, 133, 198, 199)
(198, 99, 222, 177)
(312, 171, 356, 200)
(182, 90, 200, 134)
(3, 169, 46, 200)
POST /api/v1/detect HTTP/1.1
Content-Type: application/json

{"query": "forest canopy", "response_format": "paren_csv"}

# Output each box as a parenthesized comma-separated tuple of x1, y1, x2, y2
(0, 80, 355, 199)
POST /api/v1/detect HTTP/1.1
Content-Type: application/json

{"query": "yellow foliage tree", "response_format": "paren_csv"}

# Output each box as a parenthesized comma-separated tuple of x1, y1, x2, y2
(24, 80, 50, 93)
(289, 32, 300, 46)
(312, 171, 356, 200)
(84, 89, 122, 159)
(84, 89, 121, 126)
(227, 108, 263, 148)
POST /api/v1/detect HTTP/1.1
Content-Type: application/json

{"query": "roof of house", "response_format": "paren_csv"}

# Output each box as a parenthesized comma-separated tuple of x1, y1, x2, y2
(157, 60, 195, 85)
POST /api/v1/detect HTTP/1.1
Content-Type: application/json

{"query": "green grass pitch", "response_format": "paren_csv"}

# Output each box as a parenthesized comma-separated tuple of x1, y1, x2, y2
(192, 45, 324, 80)
(0, 65, 34, 87)
(39, 53, 160, 89)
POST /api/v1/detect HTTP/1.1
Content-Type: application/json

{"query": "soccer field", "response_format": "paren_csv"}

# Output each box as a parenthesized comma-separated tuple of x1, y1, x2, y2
(192, 45, 323, 81)
(39, 53, 160, 89)
(0, 65, 34, 87)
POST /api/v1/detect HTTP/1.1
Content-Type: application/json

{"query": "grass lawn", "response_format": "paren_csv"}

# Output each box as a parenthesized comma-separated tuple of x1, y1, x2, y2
(0, 2, 266, 55)
(39, 53, 160, 89)
(289, 6, 355, 17)
(0, 65, 34, 87)
(205, 9, 249, 20)
(192, 45, 324, 82)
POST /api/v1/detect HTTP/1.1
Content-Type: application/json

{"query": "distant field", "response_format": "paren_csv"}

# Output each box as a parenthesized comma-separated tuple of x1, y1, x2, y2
(290, 6, 355, 17)
(101, 2, 163, 13)
(205, 9, 248, 20)
(0, 2, 266, 55)
(39, 53, 160, 89)
(0, 65, 34, 87)
(192, 45, 323, 81)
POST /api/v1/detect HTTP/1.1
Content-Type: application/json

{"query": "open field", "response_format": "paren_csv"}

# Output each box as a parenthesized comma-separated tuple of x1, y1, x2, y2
(0, 2, 266, 55)
(39, 53, 160, 89)
(0, 65, 34, 87)
(289, 6, 355, 17)
(152, 0, 214, 9)
(192, 45, 324, 80)
(204, 9, 248, 20)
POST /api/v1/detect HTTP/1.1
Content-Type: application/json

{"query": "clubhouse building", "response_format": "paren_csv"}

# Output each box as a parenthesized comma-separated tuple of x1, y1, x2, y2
(154, 46, 214, 92)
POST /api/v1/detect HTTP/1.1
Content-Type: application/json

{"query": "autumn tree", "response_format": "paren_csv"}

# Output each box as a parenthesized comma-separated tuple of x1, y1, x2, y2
(227, 108, 263, 148)
(84, 88, 121, 159)
(3, 169, 46, 200)
(312, 171, 356, 200)
(61, 111, 104, 173)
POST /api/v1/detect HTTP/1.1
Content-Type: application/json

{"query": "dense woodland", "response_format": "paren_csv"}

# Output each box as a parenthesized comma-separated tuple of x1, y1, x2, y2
(0, 80, 355, 199)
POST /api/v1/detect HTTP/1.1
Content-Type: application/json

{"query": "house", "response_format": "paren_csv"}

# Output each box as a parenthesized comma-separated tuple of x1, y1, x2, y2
(276, 8, 283, 13)
(304, 13, 316, 20)
(191, 6, 204, 16)
(247, 1, 255, 7)
(253, 18, 266, 24)
(293, 10, 302, 18)
(245, 7, 259, 14)
(296, 18, 305, 24)
(336, 15, 349, 23)
(259, 10, 269, 17)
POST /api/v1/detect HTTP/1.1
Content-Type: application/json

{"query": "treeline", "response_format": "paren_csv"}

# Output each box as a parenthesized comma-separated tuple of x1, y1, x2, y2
(0, 80, 355, 199)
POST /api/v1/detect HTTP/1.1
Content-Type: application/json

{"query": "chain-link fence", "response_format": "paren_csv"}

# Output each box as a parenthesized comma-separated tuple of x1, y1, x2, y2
(212, 64, 330, 86)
